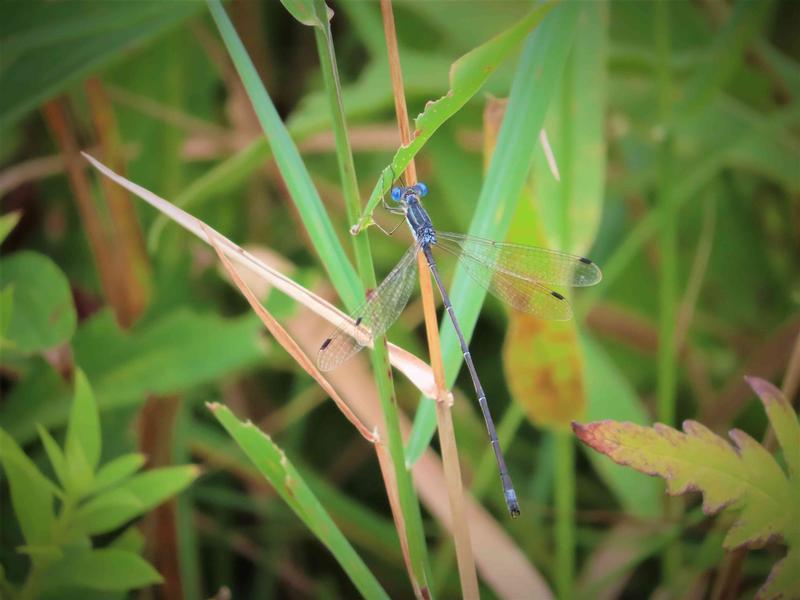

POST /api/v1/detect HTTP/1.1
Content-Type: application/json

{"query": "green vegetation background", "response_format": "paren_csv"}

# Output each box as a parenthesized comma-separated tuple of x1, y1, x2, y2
(1, 0, 798, 598)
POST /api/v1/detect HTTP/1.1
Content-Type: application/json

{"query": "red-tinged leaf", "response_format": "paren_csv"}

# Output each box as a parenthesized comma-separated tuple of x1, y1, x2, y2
(574, 375, 800, 600)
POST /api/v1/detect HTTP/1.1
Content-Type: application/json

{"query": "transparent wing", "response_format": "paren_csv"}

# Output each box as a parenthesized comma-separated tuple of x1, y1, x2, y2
(436, 238, 572, 320)
(436, 231, 602, 287)
(317, 243, 420, 371)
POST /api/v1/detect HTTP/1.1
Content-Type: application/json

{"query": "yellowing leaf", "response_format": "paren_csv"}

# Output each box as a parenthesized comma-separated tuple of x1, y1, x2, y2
(504, 317, 585, 429)
(574, 376, 800, 600)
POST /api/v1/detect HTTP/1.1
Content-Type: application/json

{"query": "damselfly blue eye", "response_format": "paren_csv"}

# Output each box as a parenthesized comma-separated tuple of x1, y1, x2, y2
(390, 187, 402, 202)
(415, 182, 428, 197)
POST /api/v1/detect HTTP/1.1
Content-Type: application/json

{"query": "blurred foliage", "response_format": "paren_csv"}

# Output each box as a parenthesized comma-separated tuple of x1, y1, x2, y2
(1, 0, 799, 598)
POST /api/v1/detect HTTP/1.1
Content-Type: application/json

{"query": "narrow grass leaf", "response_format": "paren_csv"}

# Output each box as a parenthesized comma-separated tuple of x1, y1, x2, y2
(210, 403, 390, 600)
(534, 0, 608, 256)
(206, 0, 362, 311)
(407, 2, 580, 463)
(356, 0, 557, 230)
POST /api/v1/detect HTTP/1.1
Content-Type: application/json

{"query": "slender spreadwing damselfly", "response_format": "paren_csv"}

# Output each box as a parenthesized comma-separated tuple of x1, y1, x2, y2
(317, 181, 602, 517)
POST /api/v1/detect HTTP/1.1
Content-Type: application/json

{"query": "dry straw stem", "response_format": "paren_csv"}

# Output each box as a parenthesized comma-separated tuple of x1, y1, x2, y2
(207, 221, 424, 594)
(379, 0, 478, 598)
(84, 78, 152, 324)
(81, 152, 437, 400)
(204, 223, 375, 442)
(43, 100, 132, 326)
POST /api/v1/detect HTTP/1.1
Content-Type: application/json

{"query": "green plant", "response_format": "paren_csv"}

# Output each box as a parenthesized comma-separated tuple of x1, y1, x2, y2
(0, 370, 198, 599)
(575, 376, 799, 599)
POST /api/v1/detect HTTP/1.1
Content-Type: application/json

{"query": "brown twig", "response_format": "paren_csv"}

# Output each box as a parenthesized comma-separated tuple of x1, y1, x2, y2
(379, 1, 479, 598)
(42, 99, 129, 325)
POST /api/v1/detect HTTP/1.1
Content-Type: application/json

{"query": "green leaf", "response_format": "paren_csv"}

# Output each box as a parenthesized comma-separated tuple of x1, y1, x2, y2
(0, 427, 55, 549)
(36, 424, 68, 490)
(357, 0, 558, 228)
(71, 465, 199, 536)
(0, 284, 13, 346)
(207, 0, 362, 312)
(43, 549, 162, 592)
(71, 489, 143, 536)
(407, 2, 580, 463)
(0, 251, 76, 354)
(280, 0, 328, 28)
(110, 526, 146, 554)
(90, 453, 147, 495)
(65, 370, 102, 473)
(1, 309, 265, 445)
(0, 210, 21, 244)
(533, 0, 608, 255)
(0, 0, 204, 130)
(210, 403, 390, 600)
(574, 376, 800, 598)
(676, 0, 775, 118)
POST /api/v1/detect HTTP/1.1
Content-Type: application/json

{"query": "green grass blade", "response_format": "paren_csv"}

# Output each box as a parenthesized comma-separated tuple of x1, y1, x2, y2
(406, 2, 580, 465)
(210, 403, 390, 600)
(206, 0, 362, 311)
(353, 0, 558, 232)
(305, 0, 432, 588)
(534, 1, 608, 255)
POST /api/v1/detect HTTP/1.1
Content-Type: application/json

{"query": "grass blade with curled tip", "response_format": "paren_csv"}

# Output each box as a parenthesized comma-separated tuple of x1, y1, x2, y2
(209, 403, 390, 600)
(206, 0, 362, 311)
(406, 2, 580, 465)
(353, 0, 557, 233)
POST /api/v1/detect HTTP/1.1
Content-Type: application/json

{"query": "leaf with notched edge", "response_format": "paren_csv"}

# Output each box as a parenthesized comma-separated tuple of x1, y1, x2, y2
(573, 376, 800, 600)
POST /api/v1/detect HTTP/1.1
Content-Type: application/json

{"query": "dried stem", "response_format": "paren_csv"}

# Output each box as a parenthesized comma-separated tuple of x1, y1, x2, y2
(379, 0, 479, 597)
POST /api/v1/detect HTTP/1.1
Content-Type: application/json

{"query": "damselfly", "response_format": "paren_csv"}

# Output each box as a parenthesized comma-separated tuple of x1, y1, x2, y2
(317, 182, 602, 517)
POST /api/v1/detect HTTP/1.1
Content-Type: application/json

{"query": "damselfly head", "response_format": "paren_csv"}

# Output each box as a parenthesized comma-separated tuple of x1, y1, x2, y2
(390, 186, 403, 202)
(414, 182, 428, 197)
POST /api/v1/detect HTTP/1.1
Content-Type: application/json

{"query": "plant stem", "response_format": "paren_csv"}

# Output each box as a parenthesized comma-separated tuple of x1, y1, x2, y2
(554, 429, 575, 600)
(654, 0, 681, 585)
(311, 0, 433, 595)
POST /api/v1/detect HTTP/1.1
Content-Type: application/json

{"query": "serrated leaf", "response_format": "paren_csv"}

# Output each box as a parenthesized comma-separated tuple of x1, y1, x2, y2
(65, 370, 101, 474)
(0, 427, 55, 549)
(90, 453, 146, 495)
(42, 549, 162, 592)
(0, 251, 77, 353)
(574, 376, 800, 599)
(71, 465, 198, 536)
